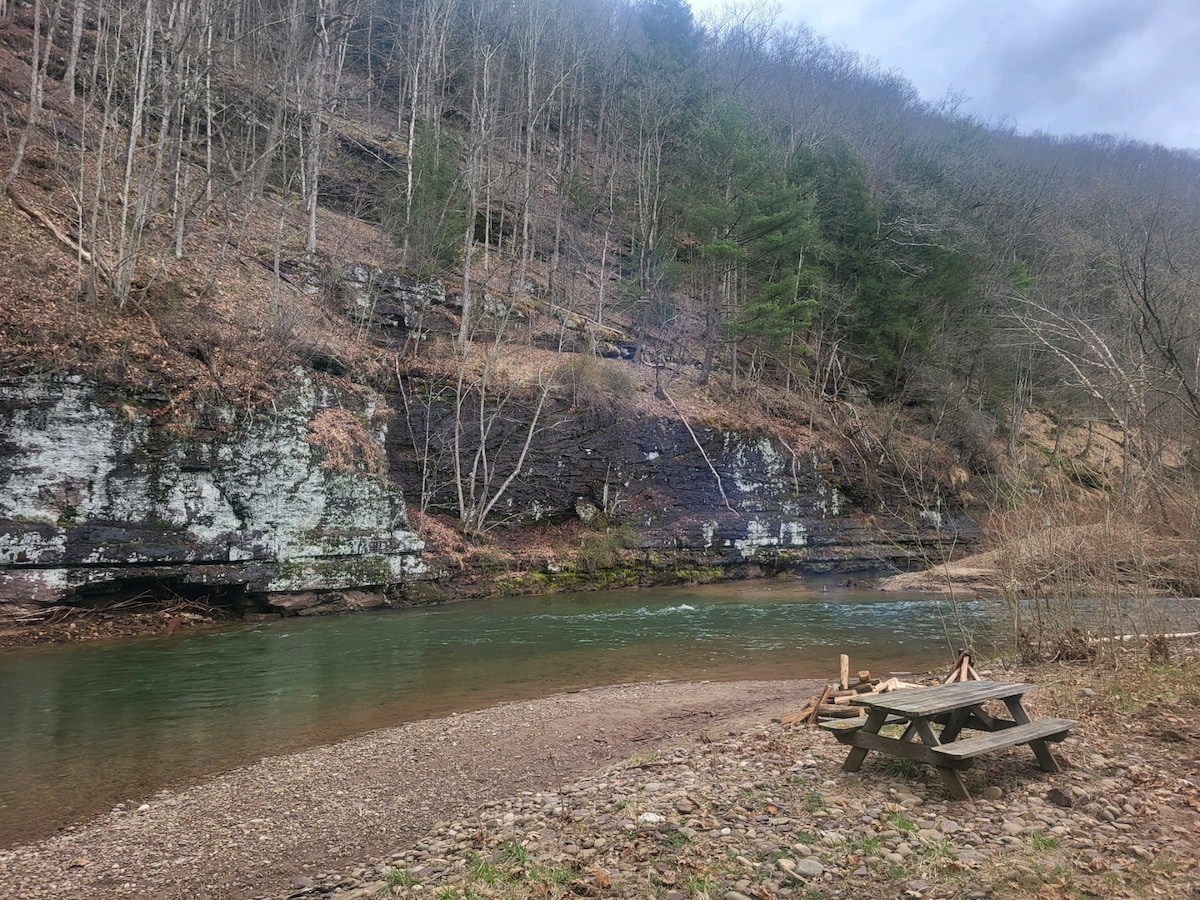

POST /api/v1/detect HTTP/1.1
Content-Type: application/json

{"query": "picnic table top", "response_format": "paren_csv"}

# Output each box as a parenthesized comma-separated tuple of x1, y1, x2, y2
(852, 680, 1037, 718)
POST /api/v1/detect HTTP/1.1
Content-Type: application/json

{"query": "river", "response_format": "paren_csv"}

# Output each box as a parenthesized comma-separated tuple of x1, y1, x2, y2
(0, 579, 994, 847)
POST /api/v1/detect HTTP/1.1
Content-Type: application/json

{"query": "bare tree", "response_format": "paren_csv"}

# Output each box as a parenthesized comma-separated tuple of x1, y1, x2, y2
(301, 0, 356, 254)
(2, 0, 57, 196)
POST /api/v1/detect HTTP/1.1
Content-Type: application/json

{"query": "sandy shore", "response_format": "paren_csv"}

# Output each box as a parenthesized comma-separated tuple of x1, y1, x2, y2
(0, 679, 819, 899)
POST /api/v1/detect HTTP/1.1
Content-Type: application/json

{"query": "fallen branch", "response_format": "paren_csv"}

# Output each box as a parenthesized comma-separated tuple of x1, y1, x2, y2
(6, 187, 112, 283)
(659, 389, 734, 512)
(1089, 632, 1200, 644)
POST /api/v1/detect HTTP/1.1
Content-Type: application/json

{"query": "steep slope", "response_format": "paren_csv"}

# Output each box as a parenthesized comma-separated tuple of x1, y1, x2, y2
(1, 2, 1197, 634)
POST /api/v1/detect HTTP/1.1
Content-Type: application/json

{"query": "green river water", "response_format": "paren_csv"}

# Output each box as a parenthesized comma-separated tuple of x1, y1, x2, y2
(0, 580, 994, 847)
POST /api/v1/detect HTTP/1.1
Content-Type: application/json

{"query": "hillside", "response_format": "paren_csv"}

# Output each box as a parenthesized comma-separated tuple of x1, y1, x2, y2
(1, 0, 1199, 644)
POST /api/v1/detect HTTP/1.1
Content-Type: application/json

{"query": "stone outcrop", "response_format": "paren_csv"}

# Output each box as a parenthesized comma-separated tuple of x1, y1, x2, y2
(389, 395, 973, 573)
(0, 375, 425, 620)
(0, 361, 973, 623)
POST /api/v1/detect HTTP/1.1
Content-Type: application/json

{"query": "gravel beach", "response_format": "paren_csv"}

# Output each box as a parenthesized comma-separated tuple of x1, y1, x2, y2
(2, 664, 1197, 899)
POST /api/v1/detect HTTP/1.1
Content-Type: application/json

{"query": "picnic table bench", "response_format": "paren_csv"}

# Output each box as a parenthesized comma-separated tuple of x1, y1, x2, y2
(820, 680, 1076, 800)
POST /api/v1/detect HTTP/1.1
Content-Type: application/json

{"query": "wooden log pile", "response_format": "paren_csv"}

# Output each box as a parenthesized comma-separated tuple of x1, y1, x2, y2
(781, 653, 925, 726)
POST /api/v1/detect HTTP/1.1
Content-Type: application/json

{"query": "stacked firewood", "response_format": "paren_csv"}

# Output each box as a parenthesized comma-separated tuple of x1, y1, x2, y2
(780, 653, 925, 726)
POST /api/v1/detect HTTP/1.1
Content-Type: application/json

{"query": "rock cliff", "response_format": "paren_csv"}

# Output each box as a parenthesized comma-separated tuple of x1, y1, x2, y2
(388, 393, 963, 575)
(0, 375, 425, 620)
(0, 368, 971, 623)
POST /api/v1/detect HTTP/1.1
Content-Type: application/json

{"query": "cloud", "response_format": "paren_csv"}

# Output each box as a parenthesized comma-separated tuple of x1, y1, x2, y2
(688, 0, 1200, 149)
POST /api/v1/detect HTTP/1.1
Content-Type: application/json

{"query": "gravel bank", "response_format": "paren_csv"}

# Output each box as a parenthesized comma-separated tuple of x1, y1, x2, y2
(2, 666, 1197, 899)
(299, 673, 1200, 900)
(0, 680, 812, 898)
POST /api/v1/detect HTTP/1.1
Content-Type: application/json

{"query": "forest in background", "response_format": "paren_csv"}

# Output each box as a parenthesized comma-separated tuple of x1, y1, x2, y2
(2, 0, 1199, 607)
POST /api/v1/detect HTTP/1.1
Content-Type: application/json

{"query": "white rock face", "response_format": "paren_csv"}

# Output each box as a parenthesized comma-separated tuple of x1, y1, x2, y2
(0, 375, 425, 617)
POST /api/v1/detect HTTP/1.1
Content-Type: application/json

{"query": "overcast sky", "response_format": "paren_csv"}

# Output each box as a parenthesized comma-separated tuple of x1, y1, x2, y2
(687, 0, 1200, 151)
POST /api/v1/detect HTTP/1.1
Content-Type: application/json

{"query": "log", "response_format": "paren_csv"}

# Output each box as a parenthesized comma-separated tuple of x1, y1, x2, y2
(817, 704, 865, 718)
(1090, 632, 1200, 644)
(6, 187, 112, 283)
(839, 654, 850, 691)
(780, 705, 812, 726)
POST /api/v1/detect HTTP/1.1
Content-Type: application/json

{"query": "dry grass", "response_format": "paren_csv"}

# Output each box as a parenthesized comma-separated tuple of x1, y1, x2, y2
(307, 407, 387, 477)
(986, 489, 1200, 662)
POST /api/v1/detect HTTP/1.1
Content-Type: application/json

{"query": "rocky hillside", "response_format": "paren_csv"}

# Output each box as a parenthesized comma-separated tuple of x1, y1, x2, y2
(2, 1, 1197, 631)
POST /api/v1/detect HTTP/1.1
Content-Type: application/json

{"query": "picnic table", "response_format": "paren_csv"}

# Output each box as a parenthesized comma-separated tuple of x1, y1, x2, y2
(821, 680, 1076, 800)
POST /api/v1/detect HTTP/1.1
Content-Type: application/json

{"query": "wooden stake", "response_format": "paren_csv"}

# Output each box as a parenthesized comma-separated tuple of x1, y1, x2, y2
(839, 654, 850, 691)
(942, 649, 980, 683)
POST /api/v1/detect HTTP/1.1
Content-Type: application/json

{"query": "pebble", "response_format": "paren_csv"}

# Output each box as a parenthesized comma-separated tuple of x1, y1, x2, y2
(10, 674, 1191, 900)
(793, 858, 824, 879)
(280, 713, 1197, 900)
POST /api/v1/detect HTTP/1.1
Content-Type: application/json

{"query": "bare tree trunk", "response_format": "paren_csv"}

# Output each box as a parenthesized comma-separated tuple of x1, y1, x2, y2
(112, 0, 157, 307)
(2, 0, 47, 196)
(63, 0, 86, 102)
(303, 3, 334, 255)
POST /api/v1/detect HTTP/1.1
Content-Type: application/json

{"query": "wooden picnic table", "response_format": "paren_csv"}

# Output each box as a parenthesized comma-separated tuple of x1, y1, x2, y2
(821, 680, 1076, 800)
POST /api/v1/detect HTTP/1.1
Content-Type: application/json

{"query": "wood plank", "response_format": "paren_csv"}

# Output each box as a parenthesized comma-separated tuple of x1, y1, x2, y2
(874, 677, 900, 693)
(853, 681, 1036, 717)
(807, 684, 833, 725)
(819, 713, 907, 733)
(931, 718, 1077, 760)
(779, 707, 810, 725)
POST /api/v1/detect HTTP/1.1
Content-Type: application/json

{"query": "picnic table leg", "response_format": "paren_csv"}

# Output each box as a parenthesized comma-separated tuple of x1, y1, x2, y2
(842, 709, 887, 772)
(912, 717, 972, 801)
(1003, 696, 1062, 772)
(935, 767, 972, 800)
(938, 706, 974, 744)
(1026, 739, 1061, 772)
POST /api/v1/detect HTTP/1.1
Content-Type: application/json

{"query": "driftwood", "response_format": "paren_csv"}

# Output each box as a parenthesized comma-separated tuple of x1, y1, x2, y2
(1090, 632, 1199, 644)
